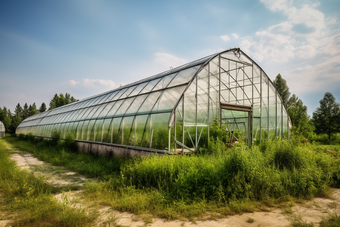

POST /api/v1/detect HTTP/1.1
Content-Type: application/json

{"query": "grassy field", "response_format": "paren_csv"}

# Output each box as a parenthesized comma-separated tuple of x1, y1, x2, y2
(0, 137, 97, 226)
(5, 134, 340, 222)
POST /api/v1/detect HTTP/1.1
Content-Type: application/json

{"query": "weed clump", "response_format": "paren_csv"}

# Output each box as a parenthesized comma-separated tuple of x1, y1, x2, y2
(272, 141, 305, 170)
(50, 130, 61, 146)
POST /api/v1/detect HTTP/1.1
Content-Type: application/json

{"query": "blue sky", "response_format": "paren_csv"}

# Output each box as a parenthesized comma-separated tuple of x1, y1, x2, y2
(0, 0, 339, 116)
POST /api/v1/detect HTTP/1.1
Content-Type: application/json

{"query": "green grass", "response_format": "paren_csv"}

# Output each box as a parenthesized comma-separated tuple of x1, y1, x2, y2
(0, 137, 97, 226)
(320, 214, 340, 227)
(5, 134, 340, 220)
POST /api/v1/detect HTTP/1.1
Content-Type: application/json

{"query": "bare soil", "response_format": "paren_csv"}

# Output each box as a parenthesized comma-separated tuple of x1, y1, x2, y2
(4, 147, 340, 227)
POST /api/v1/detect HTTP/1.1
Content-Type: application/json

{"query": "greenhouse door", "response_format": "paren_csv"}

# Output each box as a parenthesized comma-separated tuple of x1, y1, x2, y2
(220, 103, 252, 147)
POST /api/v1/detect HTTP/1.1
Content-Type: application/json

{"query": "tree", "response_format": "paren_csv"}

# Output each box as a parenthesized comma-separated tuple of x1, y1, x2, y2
(39, 102, 47, 113)
(22, 103, 29, 119)
(313, 92, 340, 141)
(49, 93, 78, 110)
(0, 107, 12, 133)
(14, 103, 23, 117)
(28, 103, 39, 116)
(273, 74, 291, 109)
(287, 94, 313, 138)
(10, 103, 23, 132)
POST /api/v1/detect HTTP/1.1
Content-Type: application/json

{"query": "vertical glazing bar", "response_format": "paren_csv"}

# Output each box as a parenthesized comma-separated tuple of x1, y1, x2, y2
(259, 71, 262, 141)
(195, 76, 198, 150)
(275, 90, 278, 137)
(208, 64, 210, 143)
(168, 127, 171, 153)
(121, 119, 124, 145)
(251, 63, 254, 144)
(219, 55, 221, 127)
(228, 60, 230, 103)
(267, 79, 270, 142)
(150, 116, 153, 148)
(174, 111, 176, 152)
(281, 103, 283, 138)
(288, 116, 290, 139)
(182, 96, 184, 152)
(134, 117, 136, 146)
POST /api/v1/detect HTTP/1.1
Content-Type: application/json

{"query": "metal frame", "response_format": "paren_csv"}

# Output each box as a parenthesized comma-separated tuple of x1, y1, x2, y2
(17, 48, 292, 154)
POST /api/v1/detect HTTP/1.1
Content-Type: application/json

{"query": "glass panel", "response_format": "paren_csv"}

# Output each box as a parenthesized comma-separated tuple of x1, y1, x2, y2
(87, 120, 96, 141)
(84, 106, 99, 120)
(141, 115, 151, 148)
(74, 108, 88, 121)
(137, 91, 162, 114)
(167, 66, 201, 88)
(114, 88, 128, 100)
(81, 120, 90, 141)
(139, 78, 161, 94)
(102, 118, 113, 143)
(135, 115, 149, 147)
(79, 107, 93, 120)
(152, 73, 177, 91)
(105, 100, 124, 118)
(96, 103, 112, 118)
(105, 91, 119, 102)
(183, 80, 196, 149)
(112, 118, 123, 144)
(122, 86, 137, 98)
(115, 97, 136, 116)
(91, 104, 108, 119)
(76, 121, 84, 140)
(125, 94, 148, 115)
(122, 116, 135, 145)
(94, 119, 104, 142)
(150, 113, 170, 150)
(152, 86, 186, 112)
(128, 82, 148, 97)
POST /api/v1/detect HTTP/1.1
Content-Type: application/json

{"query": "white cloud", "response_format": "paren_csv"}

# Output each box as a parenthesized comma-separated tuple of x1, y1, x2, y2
(220, 35, 230, 41)
(232, 33, 239, 39)
(62, 79, 116, 90)
(153, 53, 187, 68)
(285, 55, 340, 93)
(239, 0, 339, 63)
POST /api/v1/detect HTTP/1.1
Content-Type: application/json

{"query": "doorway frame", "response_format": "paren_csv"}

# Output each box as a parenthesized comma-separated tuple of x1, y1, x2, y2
(220, 103, 253, 147)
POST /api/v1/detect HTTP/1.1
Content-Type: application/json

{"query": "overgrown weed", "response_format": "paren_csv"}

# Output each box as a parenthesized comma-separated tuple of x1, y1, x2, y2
(0, 138, 97, 226)
(5, 133, 340, 220)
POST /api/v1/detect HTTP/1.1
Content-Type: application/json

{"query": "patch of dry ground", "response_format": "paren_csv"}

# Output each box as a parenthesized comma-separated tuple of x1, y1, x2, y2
(10, 151, 88, 188)
(4, 145, 340, 227)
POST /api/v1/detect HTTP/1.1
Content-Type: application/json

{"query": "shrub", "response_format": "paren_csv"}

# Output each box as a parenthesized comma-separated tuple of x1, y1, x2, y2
(50, 130, 61, 146)
(272, 141, 305, 171)
(26, 132, 35, 141)
(64, 132, 76, 150)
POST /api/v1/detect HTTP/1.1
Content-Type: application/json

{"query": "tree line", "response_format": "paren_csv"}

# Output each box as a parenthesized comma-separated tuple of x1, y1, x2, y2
(273, 74, 340, 143)
(0, 93, 77, 134)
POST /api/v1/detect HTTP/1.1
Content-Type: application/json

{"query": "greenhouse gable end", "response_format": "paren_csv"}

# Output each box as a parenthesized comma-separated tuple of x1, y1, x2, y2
(16, 48, 291, 156)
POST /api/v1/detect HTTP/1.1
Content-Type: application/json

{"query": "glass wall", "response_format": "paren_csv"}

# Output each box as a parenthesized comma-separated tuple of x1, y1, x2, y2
(0, 121, 5, 137)
(16, 48, 291, 153)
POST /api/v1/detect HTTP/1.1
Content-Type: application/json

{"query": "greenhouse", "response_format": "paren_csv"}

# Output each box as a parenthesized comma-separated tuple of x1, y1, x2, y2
(0, 121, 5, 138)
(16, 48, 291, 155)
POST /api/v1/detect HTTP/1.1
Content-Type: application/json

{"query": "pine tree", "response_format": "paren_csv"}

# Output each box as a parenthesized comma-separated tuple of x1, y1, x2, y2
(49, 93, 77, 110)
(22, 103, 29, 119)
(313, 92, 340, 141)
(14, 103, 23, 117)
(39, 102, 47, 113)
(1, 107, 12, 133)
(273, 74, 291, 109)
(28, 103, 39, 116)
(287, 95, 312, 137)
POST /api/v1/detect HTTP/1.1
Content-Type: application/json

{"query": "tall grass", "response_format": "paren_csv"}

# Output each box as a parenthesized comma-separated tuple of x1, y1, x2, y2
(6, 134, 340, 219)
(121, 140, 335, 203)
(0, 137, 97, 226)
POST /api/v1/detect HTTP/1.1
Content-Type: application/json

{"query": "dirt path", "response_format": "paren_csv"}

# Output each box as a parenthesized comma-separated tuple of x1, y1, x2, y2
(4, 142, 340, 227)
